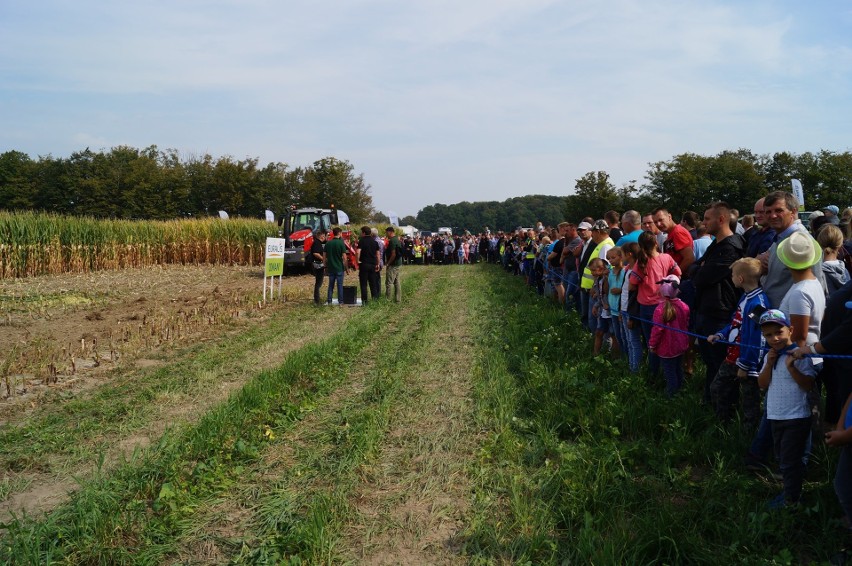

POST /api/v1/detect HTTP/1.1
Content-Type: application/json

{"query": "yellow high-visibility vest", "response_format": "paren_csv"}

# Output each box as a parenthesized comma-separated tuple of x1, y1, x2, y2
(581, 238, 614, 290)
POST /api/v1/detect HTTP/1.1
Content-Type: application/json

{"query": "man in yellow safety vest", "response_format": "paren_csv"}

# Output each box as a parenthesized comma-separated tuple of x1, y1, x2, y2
(580, 220, 615, 332)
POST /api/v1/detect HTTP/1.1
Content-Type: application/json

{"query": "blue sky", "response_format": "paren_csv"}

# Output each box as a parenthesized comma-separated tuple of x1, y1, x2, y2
(1, 0, 850, 218)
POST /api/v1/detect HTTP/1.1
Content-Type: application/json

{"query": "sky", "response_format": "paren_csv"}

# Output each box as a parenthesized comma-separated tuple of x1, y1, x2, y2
(1, 1, 851, 219)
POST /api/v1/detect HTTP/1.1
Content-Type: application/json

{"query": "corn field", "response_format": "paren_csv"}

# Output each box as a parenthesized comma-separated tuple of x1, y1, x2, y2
(0, 211, 279, 278)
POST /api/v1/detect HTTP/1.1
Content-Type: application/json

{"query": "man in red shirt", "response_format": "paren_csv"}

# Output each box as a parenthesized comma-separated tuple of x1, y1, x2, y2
(653, 207, 695, 275)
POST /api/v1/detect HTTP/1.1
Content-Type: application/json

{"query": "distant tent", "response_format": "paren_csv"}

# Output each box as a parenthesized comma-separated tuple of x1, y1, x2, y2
(219, 210, 229, 220)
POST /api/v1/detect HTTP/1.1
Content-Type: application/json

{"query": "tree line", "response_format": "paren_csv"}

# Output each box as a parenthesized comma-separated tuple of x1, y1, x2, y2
(416, 195, 567, 233)
(0, 146, 374, 222)
(412, 149, 852, 233)
(564, 149, 852, 222)
(3, 146, 849, 232)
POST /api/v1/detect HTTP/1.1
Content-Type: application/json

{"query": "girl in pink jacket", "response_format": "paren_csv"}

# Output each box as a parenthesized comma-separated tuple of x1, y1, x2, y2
(649, 275, 690, 396)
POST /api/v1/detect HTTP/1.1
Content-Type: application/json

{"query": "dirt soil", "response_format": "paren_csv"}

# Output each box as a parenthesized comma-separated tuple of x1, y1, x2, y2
(0, 264, 312, 419)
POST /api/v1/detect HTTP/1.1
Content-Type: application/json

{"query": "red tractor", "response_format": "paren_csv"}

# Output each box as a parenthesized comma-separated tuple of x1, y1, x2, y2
(279, 206, 358, 274)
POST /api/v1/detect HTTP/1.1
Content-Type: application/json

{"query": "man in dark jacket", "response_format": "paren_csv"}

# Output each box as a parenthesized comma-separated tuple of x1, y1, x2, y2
(691, 202, 745, 403)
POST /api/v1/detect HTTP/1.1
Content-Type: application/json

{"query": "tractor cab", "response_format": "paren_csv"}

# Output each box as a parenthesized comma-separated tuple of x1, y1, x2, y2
(278, 206, 355, 273)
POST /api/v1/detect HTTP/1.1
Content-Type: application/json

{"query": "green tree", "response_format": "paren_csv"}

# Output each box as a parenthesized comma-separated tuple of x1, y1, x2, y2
(564, 171, 619, 221)
(0, 150, 36, 209)
(302, 157, 373, 222)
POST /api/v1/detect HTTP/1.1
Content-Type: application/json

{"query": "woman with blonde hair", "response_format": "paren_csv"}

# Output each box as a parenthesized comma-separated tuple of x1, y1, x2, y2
(817, 223, 850, 295)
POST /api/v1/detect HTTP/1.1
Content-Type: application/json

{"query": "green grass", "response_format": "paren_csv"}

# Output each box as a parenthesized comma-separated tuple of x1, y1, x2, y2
(463, 264, 844, 564)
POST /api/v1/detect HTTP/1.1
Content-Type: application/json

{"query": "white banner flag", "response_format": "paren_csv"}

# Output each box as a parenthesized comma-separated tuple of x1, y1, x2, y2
(337, 210, 350, 225)
(218, 210, 229, 220)
(791, 179, 805, 207)
(386, 210, 399, 226)
(265, 209, 275, 223)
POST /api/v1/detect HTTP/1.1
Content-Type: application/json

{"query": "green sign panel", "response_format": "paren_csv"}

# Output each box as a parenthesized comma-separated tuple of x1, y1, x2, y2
(265, 258, 284, 277)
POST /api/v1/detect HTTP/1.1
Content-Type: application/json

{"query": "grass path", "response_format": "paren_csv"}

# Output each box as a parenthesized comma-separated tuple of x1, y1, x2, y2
(337, 270, 478, 565)
(157, 267, 481, 565)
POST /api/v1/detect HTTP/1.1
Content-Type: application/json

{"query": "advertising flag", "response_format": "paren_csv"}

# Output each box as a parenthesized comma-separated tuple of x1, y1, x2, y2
(791, 179, 805, 207)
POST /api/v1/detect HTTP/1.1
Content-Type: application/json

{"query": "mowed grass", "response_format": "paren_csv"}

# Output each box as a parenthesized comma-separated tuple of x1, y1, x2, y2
(463, 265, 843, 564)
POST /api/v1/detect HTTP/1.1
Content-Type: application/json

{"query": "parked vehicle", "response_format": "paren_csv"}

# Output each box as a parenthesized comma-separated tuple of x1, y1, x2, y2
(278, 206, 356, 274)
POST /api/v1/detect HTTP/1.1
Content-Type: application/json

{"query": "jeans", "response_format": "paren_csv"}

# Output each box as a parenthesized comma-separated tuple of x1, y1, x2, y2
(661, 355, 684, 397)
(611, 314, 626, 357)
(564, 271, 580, 314)
(772, 417, 811, 504)
(639, 303, 660, 376)
(586, 294, 600, 334)
(327, 271, 344, 304)
(622, 314, 643, 373)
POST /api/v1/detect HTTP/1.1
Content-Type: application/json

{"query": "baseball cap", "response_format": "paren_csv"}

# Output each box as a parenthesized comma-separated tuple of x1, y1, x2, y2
(592, 219, 609, 231)
(823, 205, 840, 215)
(758, 309, 791, 327)
(577, 221, 592, 230)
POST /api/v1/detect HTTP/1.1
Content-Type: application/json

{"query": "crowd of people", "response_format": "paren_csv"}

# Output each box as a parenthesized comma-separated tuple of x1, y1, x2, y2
(489, 194, 852, 526)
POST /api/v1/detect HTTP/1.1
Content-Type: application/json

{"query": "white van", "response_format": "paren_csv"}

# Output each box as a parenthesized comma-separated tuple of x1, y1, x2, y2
(438, 227, 453, 236)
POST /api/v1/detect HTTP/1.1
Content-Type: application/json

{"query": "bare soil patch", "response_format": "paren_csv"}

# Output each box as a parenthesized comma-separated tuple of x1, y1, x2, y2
(0, 264, 312, 419)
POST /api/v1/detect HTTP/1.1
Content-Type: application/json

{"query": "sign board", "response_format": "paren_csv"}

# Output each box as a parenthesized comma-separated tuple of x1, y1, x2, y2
(264, 237, 286, 277)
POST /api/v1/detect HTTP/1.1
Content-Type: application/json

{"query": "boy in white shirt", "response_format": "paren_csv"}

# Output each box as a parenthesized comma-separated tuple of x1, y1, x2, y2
(757, 309, 818, 509)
